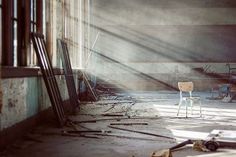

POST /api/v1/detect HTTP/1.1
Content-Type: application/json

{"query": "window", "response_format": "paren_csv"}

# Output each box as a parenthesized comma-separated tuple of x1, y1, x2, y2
(64, 0, 83, 68)
(1, 0, 44, 67)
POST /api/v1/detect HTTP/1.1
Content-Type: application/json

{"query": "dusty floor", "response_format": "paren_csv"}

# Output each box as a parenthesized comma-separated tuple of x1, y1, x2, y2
(1, 91, 236, 157)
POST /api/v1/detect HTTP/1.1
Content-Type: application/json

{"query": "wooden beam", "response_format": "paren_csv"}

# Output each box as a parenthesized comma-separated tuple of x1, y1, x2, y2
(24, 0, 30, 66)
(108, 125, 175, 140)
(1, 67, 64, 78)
(2, 0, 13, 66)
(17, 0, 30, 66)
(110, 122, 148, 126)
(45, 0, 53, 60)
(36, 0, 43, 33)
(17, 0, 24, 66)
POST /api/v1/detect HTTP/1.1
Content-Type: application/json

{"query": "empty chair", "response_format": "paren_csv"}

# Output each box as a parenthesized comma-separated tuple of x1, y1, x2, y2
(177, 81, 202, 117)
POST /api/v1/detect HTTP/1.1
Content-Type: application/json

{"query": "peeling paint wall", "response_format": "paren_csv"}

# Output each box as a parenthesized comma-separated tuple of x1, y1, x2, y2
(26, 78, 40, 117)
(1, 79, 27, 129)
(0, 76, 70, 130)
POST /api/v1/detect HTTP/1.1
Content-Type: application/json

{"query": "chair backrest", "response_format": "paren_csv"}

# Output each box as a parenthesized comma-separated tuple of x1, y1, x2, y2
(178, 82, 194, 92)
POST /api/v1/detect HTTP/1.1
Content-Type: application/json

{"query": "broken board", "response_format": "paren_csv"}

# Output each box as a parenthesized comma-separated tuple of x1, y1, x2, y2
(57, 39, 80, 112)
(83, 72, 98, 101)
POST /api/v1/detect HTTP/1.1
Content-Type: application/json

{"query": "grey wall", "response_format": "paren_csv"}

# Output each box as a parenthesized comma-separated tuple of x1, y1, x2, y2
(0, 76, 69, 130)
(89, 0, 236, 90)
(92, 0, 236, 62)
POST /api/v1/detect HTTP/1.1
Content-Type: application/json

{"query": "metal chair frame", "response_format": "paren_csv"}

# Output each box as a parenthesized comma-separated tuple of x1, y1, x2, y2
(177, 81, 202, 117)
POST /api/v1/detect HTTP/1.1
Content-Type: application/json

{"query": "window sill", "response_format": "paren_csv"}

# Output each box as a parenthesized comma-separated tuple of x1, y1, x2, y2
(1, 66, 65, 78)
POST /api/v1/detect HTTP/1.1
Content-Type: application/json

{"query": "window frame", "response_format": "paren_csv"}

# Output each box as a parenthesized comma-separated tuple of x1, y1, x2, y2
(0, 0, 2, 65)
(2, 0, 14, 66)
(1, 0, 45, 78)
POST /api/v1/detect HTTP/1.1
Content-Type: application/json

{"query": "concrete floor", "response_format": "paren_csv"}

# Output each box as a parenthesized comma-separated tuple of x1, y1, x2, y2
(1, 91, 236, 157)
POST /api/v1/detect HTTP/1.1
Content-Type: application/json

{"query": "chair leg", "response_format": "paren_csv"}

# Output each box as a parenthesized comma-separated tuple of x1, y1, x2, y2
(177, 100, 182, 116)
(190, 99, 193, 115)
(185, 101, 188, 118)
(199, 100, 202, 117)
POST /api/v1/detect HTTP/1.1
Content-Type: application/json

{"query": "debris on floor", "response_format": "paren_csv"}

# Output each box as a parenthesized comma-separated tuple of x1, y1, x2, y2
(192, 140, 209, 152)
(151, 149, 172, 157)
(2, 91, 236, 157)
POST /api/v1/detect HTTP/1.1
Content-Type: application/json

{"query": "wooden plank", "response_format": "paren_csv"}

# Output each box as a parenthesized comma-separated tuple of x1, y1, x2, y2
(61, 131, 100, 139)
(102, 113, 125, 117)
(75, 116, 160, 123)
(93, 133, 158, 141)
(57, 39, 80, 112)
(110, 122, 148, 126)
(66, 130, 111, 134)
(108, 125, 174, 140)
(83, 72, 98, 101)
